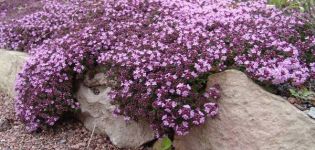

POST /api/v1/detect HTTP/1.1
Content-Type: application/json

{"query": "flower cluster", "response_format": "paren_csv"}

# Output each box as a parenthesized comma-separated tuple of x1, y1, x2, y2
(0, 0, 314, 136)
(0, 0, 101, 52)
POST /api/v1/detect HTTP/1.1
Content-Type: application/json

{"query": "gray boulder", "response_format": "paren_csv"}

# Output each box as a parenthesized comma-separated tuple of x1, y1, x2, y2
(76, 74, 155, 148)
(173, 70, 315, 150)
(0, 49, 28, 97)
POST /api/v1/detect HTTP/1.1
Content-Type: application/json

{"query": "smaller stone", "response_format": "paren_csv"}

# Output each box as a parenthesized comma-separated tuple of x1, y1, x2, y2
(97, 138, 103, 143)
(70, 142, 86, 149)
(0, 117, 11, 132)
(13, 125, 19, 129)
(307, 107, 315, 119)
(59, 139, 67, 144)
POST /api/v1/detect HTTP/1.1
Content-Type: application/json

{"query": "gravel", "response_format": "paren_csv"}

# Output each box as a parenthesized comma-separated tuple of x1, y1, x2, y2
(0, 92, 136, 150)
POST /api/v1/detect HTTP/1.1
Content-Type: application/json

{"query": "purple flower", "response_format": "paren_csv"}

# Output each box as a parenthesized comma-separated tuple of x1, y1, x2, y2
(0, 0, 313, 136)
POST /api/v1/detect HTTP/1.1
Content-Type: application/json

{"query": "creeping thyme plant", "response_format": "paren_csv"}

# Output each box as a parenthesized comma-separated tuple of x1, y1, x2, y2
(0, 0, 314, 136)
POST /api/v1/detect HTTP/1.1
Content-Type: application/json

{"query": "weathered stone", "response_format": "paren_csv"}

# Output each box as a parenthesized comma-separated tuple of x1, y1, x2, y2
(0, 49, 28, 97)
(308, 107, 315, 119)
(76, 84, 155, 149)
(174, 70, 315, 150)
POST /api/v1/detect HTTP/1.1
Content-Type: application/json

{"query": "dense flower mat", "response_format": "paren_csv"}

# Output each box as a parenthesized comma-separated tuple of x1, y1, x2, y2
(0, 0, 314, 136)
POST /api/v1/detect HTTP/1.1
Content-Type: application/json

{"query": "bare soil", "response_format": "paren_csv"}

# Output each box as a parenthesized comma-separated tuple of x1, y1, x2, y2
(0, 92, 125, 150)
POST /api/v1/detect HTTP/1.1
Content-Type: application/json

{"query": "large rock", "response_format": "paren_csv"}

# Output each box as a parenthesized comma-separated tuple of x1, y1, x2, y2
(76, 77, 155, 148)
(174, 70, 315, 150)
(0, 49, 28, 97)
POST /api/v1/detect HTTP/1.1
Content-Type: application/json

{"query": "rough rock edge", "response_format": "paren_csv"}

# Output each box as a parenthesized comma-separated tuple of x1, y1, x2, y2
(173, 70, 315, 150)
(0, 49, 28, 97)
(76, 84, 155, 149)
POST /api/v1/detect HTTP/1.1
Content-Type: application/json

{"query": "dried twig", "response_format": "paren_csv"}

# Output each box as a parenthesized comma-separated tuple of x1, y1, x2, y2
(86, 123, 96, 150)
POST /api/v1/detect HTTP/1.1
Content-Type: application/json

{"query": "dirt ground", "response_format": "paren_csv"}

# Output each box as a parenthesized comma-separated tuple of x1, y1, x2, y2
(0, 92, 130, 150)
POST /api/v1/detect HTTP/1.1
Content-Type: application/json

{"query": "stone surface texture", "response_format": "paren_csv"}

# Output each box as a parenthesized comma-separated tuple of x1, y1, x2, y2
(173, 70, 315, 150)
(0, 49, 28, 97)
(76, 75, 155, 149)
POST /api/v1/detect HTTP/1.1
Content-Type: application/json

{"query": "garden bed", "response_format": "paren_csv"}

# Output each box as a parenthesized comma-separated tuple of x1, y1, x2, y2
(0, 0, 314, 149)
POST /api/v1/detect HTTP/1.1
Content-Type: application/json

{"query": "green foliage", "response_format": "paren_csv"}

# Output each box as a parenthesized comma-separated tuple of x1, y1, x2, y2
(297, 0, 315, 12)
(269, 0, 315, 19)
(189, 73, 210, 93)
(153, 136, 172, 150)
(268, 0, 314, 14)
(269, 0, 315, 45)
(289, 88, 315, 101)
(269, 0, 313, 8)
(268, 0, 291, 8)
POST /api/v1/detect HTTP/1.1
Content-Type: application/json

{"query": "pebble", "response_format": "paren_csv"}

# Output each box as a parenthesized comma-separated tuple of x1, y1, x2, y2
(59, 139, 67, 144)
(70, 142, 86, 149)
(307, 107, 315, 119)
(97, 138, 103, 143)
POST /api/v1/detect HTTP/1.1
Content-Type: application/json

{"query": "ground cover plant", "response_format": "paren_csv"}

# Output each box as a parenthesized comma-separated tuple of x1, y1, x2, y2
(0, 0, 314, 137)
(268, 0, 315, 107)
